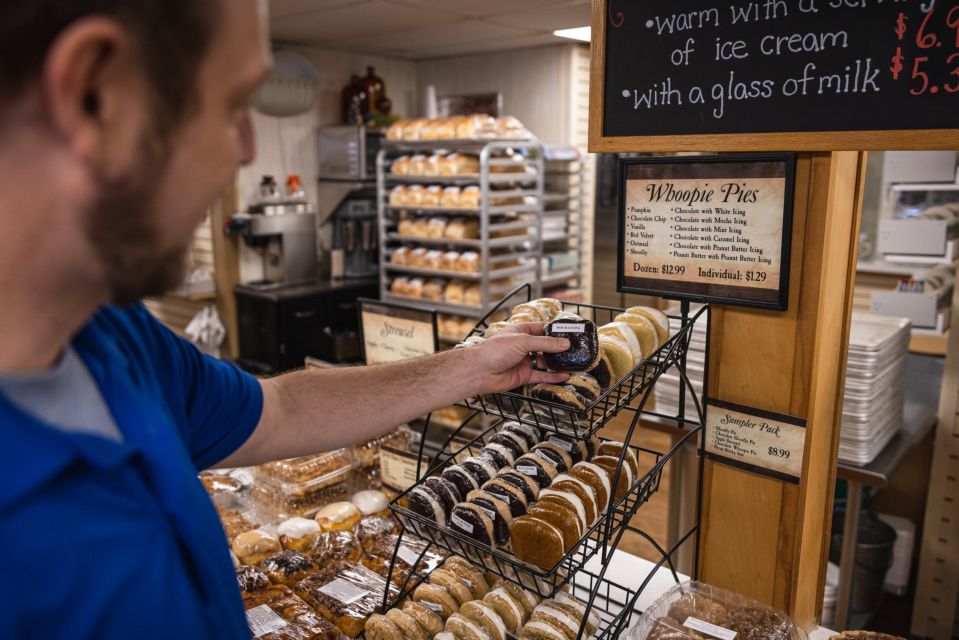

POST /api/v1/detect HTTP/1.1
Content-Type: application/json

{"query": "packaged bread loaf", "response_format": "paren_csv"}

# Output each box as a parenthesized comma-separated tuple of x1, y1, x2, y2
(440, 186, 462, 208)
(390, 155, 412, 175)
(422, 185, 442, 207)
(388, 185, 407, 207)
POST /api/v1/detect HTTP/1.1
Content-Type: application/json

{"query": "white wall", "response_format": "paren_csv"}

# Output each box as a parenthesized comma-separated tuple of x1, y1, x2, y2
(415, 44, 577, 146)
(237, 45, 418, 281)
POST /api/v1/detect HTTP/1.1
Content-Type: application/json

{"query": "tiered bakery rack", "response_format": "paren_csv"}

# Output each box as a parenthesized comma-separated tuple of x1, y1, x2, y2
(541, 147, 586, 296)
(368, 284, 710, 639)
(376, 138, 545, 327)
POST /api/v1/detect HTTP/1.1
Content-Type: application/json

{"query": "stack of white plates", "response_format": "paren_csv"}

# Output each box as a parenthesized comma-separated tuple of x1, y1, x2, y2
(652, 310, 910, 468)
(839, 313, 910, 466)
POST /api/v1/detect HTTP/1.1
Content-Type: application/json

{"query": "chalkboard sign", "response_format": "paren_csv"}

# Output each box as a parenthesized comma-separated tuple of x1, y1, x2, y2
(592, 0, 959, 150)
(618, 154, 795, 309)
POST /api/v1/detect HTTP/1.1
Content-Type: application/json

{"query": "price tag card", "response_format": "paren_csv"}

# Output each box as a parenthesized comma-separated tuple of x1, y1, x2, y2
(618, 154, 794, 310)
(359, 299, 438, 365)
(705, 399, 806, 483)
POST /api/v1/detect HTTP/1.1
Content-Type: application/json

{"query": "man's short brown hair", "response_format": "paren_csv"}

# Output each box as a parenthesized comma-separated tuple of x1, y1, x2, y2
(0, 1, 219, 129)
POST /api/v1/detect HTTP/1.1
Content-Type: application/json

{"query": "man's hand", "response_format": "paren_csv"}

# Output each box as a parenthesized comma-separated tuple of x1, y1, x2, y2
(466, 322, 570, 395)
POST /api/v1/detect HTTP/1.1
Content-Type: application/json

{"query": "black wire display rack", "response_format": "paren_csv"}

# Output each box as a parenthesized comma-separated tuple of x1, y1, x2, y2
(456, 283, 703, 439)
(375, 284, 711, 639)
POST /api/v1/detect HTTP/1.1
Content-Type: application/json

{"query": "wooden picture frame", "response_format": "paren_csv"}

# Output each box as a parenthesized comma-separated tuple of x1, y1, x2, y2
(589, 0, 959, 152)
(617, 153, 796, 310)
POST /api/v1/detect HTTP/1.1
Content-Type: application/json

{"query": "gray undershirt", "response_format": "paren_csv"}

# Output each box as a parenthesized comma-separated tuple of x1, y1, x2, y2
(0, 347, 122, 442)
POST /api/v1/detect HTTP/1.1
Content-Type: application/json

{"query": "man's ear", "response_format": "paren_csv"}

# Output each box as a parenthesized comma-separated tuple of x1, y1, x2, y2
(42, 17, 140, 169)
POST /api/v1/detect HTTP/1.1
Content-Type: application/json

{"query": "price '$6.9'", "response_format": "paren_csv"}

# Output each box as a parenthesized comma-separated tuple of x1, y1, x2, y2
(890, 6, 959, 95)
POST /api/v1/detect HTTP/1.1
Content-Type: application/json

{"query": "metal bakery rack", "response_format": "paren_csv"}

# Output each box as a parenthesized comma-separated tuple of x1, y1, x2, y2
(373, 284, 711, 639)
(376, 138, 546, 323)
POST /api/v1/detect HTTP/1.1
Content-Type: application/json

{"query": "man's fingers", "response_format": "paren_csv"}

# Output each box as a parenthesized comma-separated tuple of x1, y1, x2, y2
(516, 335, 570, 353)
(491, 322, 546, 337)
(526, 370, 571, 385)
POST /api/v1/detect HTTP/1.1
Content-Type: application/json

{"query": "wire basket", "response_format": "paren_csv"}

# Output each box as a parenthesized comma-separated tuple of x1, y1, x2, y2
(388, 418, 681, 598)
(456, 284, 703, 439)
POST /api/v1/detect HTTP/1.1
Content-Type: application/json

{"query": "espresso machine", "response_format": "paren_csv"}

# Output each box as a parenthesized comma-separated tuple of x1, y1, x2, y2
(229, 212, 317, 288)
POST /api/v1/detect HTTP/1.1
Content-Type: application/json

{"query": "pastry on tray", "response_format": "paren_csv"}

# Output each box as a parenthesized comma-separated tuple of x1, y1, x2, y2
(259, 549, 319, 588)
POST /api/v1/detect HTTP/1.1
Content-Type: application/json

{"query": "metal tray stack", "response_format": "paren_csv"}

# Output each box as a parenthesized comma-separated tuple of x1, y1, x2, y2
(839, 313, 911, 466)
(652, 307, 708, 419)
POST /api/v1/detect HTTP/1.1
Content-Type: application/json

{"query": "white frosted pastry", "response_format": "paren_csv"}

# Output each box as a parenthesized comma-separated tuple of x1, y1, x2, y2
(624, 306, 670, 344)
(598, 322, 642, 362)
(277, 517, 320, 540)
(351, 489, 389, 515)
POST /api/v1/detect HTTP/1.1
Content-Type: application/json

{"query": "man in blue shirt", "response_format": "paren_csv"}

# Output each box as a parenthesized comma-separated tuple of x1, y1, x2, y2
(0, 1, 570, 637)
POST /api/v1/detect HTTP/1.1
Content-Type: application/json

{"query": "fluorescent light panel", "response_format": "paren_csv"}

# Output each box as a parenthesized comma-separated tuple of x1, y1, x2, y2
(553, 26, 590, 42)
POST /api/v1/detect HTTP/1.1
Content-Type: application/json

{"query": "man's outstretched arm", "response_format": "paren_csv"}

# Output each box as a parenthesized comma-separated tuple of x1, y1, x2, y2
(218, 325, 569, 468)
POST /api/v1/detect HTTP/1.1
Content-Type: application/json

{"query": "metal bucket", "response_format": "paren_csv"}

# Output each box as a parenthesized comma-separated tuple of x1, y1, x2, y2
(829, 511, 897, 614)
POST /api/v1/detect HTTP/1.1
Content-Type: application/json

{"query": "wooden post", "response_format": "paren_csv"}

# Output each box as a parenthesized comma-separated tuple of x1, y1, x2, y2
(210, 176, 241, 359)
(699, 151, 866, 625)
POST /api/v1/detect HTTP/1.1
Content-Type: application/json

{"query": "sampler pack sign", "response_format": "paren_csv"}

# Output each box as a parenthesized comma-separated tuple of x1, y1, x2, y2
(617, 154, 794, 309)
(602, 0, 959, 138)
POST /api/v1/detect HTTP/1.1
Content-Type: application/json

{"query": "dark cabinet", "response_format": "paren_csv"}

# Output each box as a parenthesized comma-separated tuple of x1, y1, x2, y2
(235, 279, 378, 373)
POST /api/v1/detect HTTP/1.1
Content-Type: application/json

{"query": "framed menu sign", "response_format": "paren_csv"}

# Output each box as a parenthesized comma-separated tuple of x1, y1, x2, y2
(617, 154, 795, 310)
(358, 299, 438, 365)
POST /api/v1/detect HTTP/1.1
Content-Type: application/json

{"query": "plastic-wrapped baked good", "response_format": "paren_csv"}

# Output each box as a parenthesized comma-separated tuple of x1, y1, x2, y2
(463, 282, 482, 306)
(426, 217, 447, 238)
(422, 279, 445, 302)
(591, 455, 633, 501)
(388, 185, 407, 207)
(543, 318, 600, 372)
(622, 306, 670, 345)
(526, 503, 581, 553)
(444, 218, 479, 240)
(413, 582, 459, 620)
(456, 251, 480, 272)
(315, 502, 362, 532)
(242, 585, 345, 640)
(364, 614, 403, 640)
(234, 529, 283, 565)
(306, 530, 363, 567)
(390, 155, 412, 175)
(362, 534, 445, 587)
(628, 581, 798, 640)
(422, 185, 443, 207)
(260, 550, 319, 587)
(219, 509, 257, 541)
(443, 556, 491, 600)
(200, 472, 244, 495)
(350, 490, 389, 516)
(510, 515, 566, 569)
(257, 451, 357, 493)
(294, 564, 399, 638)
(352, 514, 400, 548)
(484, 587, 527, 634)
(237, 565, 272, 593)
(403, 600, 445, 636)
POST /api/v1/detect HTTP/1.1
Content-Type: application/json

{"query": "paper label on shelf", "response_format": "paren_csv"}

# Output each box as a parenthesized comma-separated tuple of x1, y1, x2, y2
(450, 512, 474, 534)
(360, 301, 437, 365)
(683, 617, 737, 640)
(551, 323, 586, 333)
(395, 545, 422, 567)
(548, 436, 574, 452)
(705, 399, 806, 482)
(516, 464, 539, 477)
(318, 578, 369, 605)
(380, 448, 421, 493)
(246, 605, 288, 638)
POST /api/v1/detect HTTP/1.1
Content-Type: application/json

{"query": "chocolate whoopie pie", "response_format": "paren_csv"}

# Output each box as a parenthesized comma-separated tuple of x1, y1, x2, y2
(496, 469, 540, 503)
(529, 384, 587, 411)
(531, 442, 573, 473)
(423, 476, 461, 511)
(481, 443, 516, 469)
(442, 465, 480, 501)
(488, 432, 529, 458)
(449, 503, 496, 547)
(407, 485, 449, 526)
(545, 435, 586, 464)
(462, 456, 498, 485)
(543, 318, 600, 372)
(514, 453, 559, 488)
(466, 490, 513, 546)
(501, 421, 543, 449)
(588, 351, 614, 389)
(565, 372, 601, 402)
(481, 478, 529, 517)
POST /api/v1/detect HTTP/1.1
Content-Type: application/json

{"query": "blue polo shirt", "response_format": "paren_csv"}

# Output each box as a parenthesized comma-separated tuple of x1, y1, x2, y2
(0, 304, 263, 639)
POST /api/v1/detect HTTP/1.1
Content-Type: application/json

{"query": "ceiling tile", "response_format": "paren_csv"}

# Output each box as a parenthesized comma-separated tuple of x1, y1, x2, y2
(268, 0, 364, 20)
(270, 0, 455, 45)
(485, 0, 590, 31)
(411, 33, 566, 60)
(326, 18, 530, 52)
(383, 0, 571, 19)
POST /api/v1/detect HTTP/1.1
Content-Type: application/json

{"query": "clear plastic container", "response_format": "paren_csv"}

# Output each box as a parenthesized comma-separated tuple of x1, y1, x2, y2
(293, 563, 399, 638)
(242, 585, 345, 639)
(256, 450, 358, 495)
(628, 581, 799, 640)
